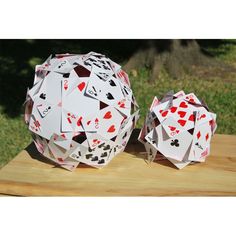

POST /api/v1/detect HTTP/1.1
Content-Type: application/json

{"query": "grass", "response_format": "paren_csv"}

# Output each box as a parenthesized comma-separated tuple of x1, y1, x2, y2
(130, 69, 236, 133)
(0, 40, 236, 168)
(0, 108, 31, 168)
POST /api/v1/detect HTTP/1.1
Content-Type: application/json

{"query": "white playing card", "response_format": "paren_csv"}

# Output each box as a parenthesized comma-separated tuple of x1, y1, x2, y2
(161, 116, 185, 138)
(96, 106, 124, 140)
(158, 128, 193, 161)
(85, 73, 125, 106)
(53, 59, 74, 73)
(29, 102, 62, 140)
(189, 121, 212, 161)
(36, 102, 53, 118)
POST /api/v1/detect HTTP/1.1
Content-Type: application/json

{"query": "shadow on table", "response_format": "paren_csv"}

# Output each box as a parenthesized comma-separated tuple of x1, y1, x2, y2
(126, 129, 177, 169)
(24, 128, 176, 170)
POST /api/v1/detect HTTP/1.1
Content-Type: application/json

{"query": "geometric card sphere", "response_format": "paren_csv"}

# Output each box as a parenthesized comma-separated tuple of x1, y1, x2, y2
(25, 52, 139, 171)
(139, 91, 217, 169)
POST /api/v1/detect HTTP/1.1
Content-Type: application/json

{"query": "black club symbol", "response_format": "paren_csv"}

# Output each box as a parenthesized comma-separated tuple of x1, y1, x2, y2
(171, 139, 179, 147)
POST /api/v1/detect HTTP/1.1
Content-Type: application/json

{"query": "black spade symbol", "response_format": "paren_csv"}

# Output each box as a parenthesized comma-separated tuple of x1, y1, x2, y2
(98, 159, 105, 164)
(103, 145, 110, 151)
(98, 143, 105, 148)
(91, 156, 99, 161)
(122, 132, 127, 139)
(106, 93, 114, 100)
(63, 73, 70, 78)
(85, 154, 93, 159)
(109, 80, 116, 87)
(40, 93, 46, 100)
(101, 152, 108, 157)
(88, 147, 95, 152)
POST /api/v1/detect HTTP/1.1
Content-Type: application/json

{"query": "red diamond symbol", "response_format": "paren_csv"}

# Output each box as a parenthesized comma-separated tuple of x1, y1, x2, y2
(197, 131, 201, 139)
(206, 133, 209, 141)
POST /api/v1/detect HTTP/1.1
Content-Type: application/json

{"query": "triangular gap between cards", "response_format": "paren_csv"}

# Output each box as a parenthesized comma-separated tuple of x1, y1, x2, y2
(100, 101, 109, 110)
(72, 132, 87, 144)
(110, 136, 117, 142)
(74, 65, 91, 77)
(187, 128, 194, 135)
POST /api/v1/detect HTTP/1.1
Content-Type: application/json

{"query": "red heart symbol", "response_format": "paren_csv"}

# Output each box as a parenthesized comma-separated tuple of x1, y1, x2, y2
(77, 116, 82, 126)
(178, 119, 186, 127)
(119, 103, 125, 108)
(179, 101, 188, 108)
(93, 139, 100, 144)
(200, 114, 206, 119)
(188, 114, 195, 121)
(189, 98, 195, 103)
(103, 111, 112, 119)
(168, 126, 176, 131)
(161, 110, 168, 117)
(107, 125, 115, 133)
(170, 106, 177, 113)
(178, 111, 186, 118)
(77, 82, 86, 92)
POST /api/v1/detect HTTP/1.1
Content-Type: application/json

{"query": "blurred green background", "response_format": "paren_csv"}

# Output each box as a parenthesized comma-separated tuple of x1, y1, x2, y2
(0, 39, 236, 168)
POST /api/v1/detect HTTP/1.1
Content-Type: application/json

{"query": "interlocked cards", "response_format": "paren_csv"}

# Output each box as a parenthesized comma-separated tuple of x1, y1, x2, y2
(25, 52, 139, 171)
(138, 91, 217, 169)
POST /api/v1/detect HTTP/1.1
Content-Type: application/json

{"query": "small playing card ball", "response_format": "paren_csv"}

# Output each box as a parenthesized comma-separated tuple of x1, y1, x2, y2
(24, 52, 139, 171)
(138, 91, 217, 169)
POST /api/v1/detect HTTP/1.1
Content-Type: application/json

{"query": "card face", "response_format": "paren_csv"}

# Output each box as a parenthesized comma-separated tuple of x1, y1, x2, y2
(53, 59, 74, 73)
(113, 121, 133, 156)
(195, 106, 212, 126)
(37, 71, 63, 105)
(70, 139, 114, 167)
(29, 103, 62, 140)
(161, 116, 185, 138)
(36, 102, 53, 118)
(145, 129, 158, 149)
(144, 141, 158, 162)
(115, 69, 130, 87)
(85, 74, 125, 106)
(183, 92, 202, 104)
(61, 69, 82, 97)
(158, 129, 193, 161)
(190, 121, 212, 161)
(97, 106, 124, 140)
(168, 100, 196, 131)
(53, 132, 75, 150)
(152, 100, 172, 123)
(62, 79, 100, 132)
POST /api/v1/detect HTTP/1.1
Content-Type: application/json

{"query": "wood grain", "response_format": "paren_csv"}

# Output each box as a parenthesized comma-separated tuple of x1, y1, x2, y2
(0, 132, 235, 196)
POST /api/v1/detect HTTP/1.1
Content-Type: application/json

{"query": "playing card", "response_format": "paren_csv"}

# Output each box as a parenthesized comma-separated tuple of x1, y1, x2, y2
(85, 73, 125, 106)
(158, 130, 193, 161)
(189, 121, 212, 161)
(97, 106, 125, 140)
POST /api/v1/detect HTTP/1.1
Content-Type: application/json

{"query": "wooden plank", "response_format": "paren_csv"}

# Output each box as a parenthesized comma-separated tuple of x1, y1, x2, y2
(0, 132, 235, 196)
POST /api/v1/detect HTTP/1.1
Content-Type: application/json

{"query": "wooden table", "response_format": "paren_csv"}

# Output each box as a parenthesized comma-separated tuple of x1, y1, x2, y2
(0, 130, 235, 196)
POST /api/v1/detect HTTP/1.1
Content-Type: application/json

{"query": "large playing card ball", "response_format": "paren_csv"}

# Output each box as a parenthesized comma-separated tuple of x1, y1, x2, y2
(138, 91, 217, 169)
(25, 52, 139, 171)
